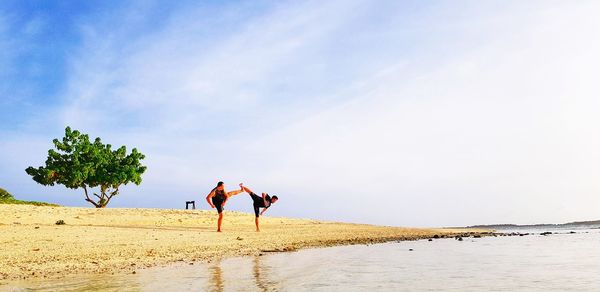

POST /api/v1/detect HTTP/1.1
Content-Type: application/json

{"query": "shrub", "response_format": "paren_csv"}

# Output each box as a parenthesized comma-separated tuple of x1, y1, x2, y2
(0, 188, 13, 200)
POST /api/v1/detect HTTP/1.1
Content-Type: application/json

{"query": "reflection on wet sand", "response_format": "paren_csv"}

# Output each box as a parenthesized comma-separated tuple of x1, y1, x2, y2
(7, 231, 600, 291)
(253, 256, 278, 291)
(9, 253, 280, 291)
(209, 261, 225, 292)
(205, 256, 279, 291)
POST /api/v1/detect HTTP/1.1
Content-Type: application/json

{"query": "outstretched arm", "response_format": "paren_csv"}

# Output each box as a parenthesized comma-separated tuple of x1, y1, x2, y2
(206, 190, 215, 208)
(260, 207, 268, 216)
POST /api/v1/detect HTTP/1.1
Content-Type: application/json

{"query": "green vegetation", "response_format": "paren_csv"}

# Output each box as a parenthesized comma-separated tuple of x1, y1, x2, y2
(0, 187, 59, 207)
(25, 126, 147, 208)
(0, 187, 11, 200)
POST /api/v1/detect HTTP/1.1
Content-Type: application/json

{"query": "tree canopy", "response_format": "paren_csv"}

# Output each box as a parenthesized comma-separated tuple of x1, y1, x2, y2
(25, 127, 147, 208)
(0, 187, 12, 200)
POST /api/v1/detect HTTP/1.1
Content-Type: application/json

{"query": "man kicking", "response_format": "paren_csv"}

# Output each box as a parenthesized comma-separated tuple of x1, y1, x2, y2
(205, 181, 244, 232)
(238, 183, 278, 232)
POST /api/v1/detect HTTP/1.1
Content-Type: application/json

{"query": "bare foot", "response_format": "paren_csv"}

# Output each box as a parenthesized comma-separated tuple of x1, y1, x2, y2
(239, 183, 244, 190)
(217, 229, 222, 232)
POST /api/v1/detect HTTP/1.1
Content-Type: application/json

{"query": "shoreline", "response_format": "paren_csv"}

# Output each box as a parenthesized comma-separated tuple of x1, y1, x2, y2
(0, 205, 491, 281)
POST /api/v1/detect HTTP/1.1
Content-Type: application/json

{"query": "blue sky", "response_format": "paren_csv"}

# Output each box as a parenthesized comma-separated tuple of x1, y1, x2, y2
(2, 1, 600, 227)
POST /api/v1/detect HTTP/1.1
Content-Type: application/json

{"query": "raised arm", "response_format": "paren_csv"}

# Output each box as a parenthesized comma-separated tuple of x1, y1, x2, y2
(206, 189, 216, 208)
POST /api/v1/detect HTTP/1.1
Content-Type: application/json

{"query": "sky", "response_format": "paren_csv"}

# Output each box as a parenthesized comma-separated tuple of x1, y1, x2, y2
(1, 0, 600, 227)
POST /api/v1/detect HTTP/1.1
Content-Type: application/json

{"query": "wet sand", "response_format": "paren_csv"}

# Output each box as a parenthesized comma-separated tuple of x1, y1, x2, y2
(0, 205, 489, 280)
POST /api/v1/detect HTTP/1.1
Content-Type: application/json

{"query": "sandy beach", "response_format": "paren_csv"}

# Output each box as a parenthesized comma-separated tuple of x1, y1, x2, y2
(0, 205, 489, 280)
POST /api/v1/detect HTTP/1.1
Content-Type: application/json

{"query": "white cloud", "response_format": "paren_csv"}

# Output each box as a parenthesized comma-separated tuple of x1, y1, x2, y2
(60, 0, 366, 133)
(246, 1, 600, 225)
(7, 0, 600, 226)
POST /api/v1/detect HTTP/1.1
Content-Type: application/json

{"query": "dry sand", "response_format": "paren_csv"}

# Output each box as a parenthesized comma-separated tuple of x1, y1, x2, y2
(0, 205, 489, 280)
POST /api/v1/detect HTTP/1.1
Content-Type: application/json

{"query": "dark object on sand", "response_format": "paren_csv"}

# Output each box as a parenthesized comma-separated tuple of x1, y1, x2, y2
(540, 232, 552, 236)
(428, 239, 433, 241)
(55, 220, 66, 225)
(185, 201, 196, 209)
(457, 237, 463, 241)
(409, 249, 414, 251)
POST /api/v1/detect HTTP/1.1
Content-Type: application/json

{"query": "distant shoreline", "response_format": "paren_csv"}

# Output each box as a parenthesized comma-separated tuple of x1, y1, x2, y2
(466, 220, 600, 230)
(0, 205, 490, 281)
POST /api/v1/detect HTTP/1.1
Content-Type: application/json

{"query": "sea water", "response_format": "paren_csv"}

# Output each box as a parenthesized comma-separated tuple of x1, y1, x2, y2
(3, 228, 600, 291)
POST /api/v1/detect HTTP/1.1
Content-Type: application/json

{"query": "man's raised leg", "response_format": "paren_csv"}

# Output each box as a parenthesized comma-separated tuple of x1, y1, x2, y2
(240, 183, 254, 195)
(227, 189, 244, 197)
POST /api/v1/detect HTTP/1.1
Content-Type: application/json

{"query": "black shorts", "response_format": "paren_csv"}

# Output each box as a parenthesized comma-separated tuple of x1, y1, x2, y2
(212, 197, 224, 214)
(249, 192, 262, 203)
(250, 192, 263, 217)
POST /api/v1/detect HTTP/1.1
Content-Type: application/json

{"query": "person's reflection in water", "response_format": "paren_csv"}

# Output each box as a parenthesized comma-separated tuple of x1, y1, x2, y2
(209, 261, 225, 292)
(253, 255, 278, 291)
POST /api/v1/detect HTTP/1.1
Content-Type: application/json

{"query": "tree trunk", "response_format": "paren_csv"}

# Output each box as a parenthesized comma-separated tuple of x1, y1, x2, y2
(82, 185, 118, 208)
(83, 185, 101, 208)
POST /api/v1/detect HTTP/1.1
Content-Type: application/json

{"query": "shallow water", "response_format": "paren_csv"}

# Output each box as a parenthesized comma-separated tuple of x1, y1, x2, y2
(3, 228, 600, 291)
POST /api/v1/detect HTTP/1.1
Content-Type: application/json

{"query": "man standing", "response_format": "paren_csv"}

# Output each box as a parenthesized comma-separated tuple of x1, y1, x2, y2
(206, 181, 243, 232)
(238, 183, 278, 232)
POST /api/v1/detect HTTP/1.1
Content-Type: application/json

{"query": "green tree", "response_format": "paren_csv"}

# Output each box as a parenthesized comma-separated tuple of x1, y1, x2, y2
(0, 187, 12, 200)
(25, 127, 147, 208)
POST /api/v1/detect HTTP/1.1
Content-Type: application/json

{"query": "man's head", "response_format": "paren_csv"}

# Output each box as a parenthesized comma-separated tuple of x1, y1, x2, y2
(216, 181, 224, 191)
(271, 195, 278, 204)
